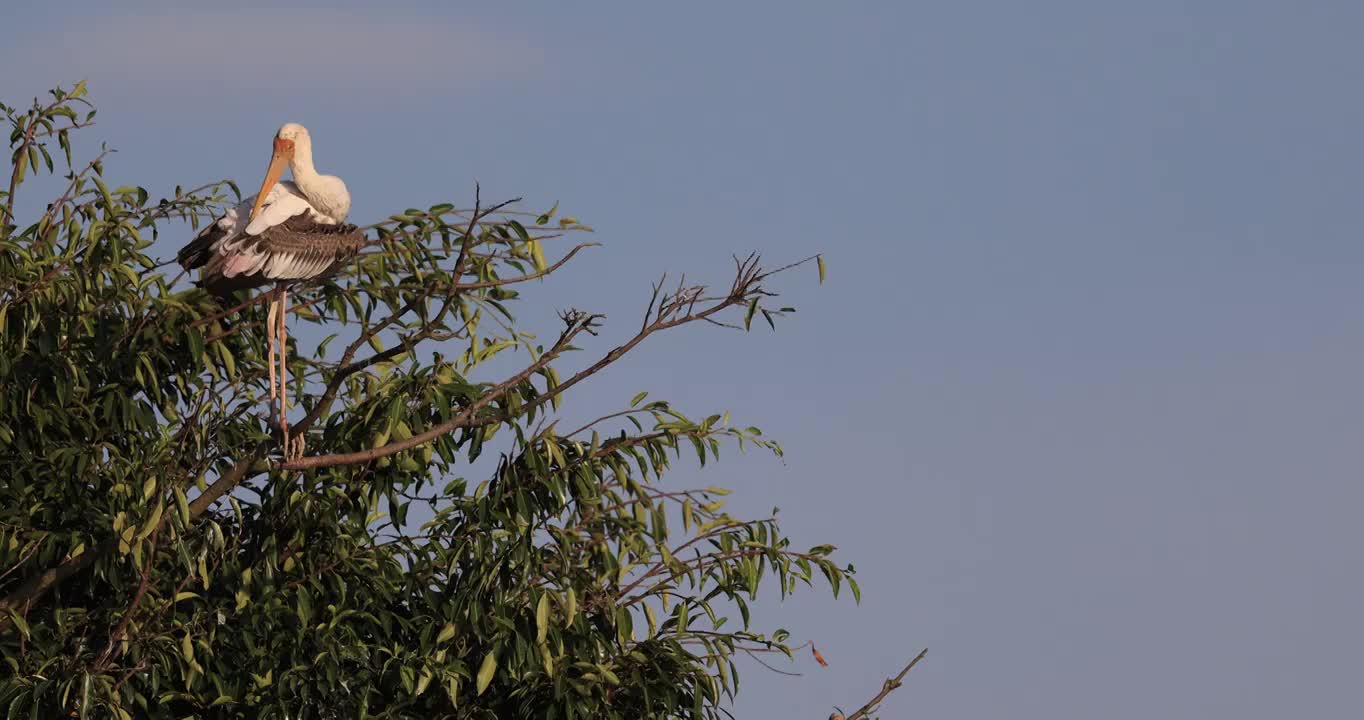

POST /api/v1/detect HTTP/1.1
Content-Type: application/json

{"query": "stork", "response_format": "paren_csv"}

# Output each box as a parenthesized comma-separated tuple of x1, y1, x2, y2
(178, 123, 364, 458)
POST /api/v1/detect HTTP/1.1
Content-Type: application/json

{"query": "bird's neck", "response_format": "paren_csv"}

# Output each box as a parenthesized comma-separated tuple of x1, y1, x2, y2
(289, 140, 322, 194)
(288, 142, 346, 221)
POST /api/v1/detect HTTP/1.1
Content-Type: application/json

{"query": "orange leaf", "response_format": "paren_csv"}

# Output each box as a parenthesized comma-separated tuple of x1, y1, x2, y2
(812, 645, 829, 667)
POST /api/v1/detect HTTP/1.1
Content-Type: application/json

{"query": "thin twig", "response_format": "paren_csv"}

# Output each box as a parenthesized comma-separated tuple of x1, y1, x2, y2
(91, 529, 160, 672)
(0, 534, 49, 583)
(841, 648, 928, 720)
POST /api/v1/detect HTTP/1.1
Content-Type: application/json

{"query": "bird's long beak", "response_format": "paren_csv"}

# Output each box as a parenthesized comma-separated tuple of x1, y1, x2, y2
(249, 137, 294, 221)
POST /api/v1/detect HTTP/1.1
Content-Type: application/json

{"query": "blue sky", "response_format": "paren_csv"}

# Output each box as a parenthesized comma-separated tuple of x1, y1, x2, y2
(6, 2, 1364, 717)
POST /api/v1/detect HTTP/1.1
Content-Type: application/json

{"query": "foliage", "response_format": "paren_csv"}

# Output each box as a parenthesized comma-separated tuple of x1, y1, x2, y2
(0, 84, 851, 718)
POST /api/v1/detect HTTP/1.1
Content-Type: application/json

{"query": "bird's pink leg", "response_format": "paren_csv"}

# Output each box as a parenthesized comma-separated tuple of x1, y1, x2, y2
(279, 287, 291, 454)
(267, 291, 279, 423)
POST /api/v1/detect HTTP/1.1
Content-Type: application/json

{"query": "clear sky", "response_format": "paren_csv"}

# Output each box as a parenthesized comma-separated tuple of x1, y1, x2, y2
(5, 2, 1364, 717)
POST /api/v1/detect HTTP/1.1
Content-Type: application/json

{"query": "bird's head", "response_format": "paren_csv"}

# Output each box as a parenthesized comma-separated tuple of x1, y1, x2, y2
(250, 123, 310, 220)
(276, 122, 309, 146)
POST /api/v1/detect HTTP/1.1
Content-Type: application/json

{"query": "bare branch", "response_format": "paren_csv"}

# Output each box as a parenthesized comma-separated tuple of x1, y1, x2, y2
(91, 528, 160, 672)
(836, 648, 928, 720)
(277, 253, 779, 474)
(278, 312, 600, 470)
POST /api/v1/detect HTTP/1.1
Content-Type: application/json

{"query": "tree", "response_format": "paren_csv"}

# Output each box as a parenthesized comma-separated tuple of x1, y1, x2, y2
(0, 83, 880, 719)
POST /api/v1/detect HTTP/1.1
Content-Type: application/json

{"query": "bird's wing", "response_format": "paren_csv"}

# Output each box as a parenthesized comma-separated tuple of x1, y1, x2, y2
(242, 181, 314, 236)
(176, 182, 359, 298)
(176, 193, 253, 271)
(252, 218, 366, 281)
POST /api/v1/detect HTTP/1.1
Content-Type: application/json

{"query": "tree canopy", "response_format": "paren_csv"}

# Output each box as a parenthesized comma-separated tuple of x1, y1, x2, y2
(0, 83, 869, 718)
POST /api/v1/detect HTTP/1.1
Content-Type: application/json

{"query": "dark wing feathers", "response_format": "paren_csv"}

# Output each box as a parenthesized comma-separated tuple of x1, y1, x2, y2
(176, 222, 224, 272)
(178, 214, 366, 301)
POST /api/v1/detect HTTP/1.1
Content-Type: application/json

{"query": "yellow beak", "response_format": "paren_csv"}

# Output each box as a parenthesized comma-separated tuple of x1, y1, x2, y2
(250, 137, 294, 221)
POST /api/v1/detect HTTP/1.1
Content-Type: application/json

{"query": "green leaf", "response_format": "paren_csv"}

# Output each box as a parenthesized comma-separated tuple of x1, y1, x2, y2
(219, 345, 236, 378)
(535, 200, 559, 225)
(817, 254, 826, 284)
(251, 670, 273, 689)
(296, 589, 313, 624)
(528, 240, 547, 273)
(6, 610, 30, 640)
(137, 502, 163, 540)
(415, 669, 433, 696)
(540, 642, 555, 676)
(536, 592, 551, 644)
(174, 487, 190, 526)
(476, 650, 498, 696)
(80, 673, 91, 720)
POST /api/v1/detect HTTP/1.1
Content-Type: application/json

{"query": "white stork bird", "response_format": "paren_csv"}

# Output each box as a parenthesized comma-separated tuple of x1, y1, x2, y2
(178, 123, 364, 458)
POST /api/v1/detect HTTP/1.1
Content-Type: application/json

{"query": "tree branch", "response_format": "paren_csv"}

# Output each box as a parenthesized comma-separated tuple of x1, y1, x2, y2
(834, 648, 928, 720)
(278, 311, 600, 470)
(91, 528, 159, 672)
(280, 188, 512, 445)
(282, 253, 778, 471)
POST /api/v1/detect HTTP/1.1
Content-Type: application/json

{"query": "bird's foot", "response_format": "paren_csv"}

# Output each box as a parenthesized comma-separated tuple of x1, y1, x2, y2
(285, 432, 306, 461)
